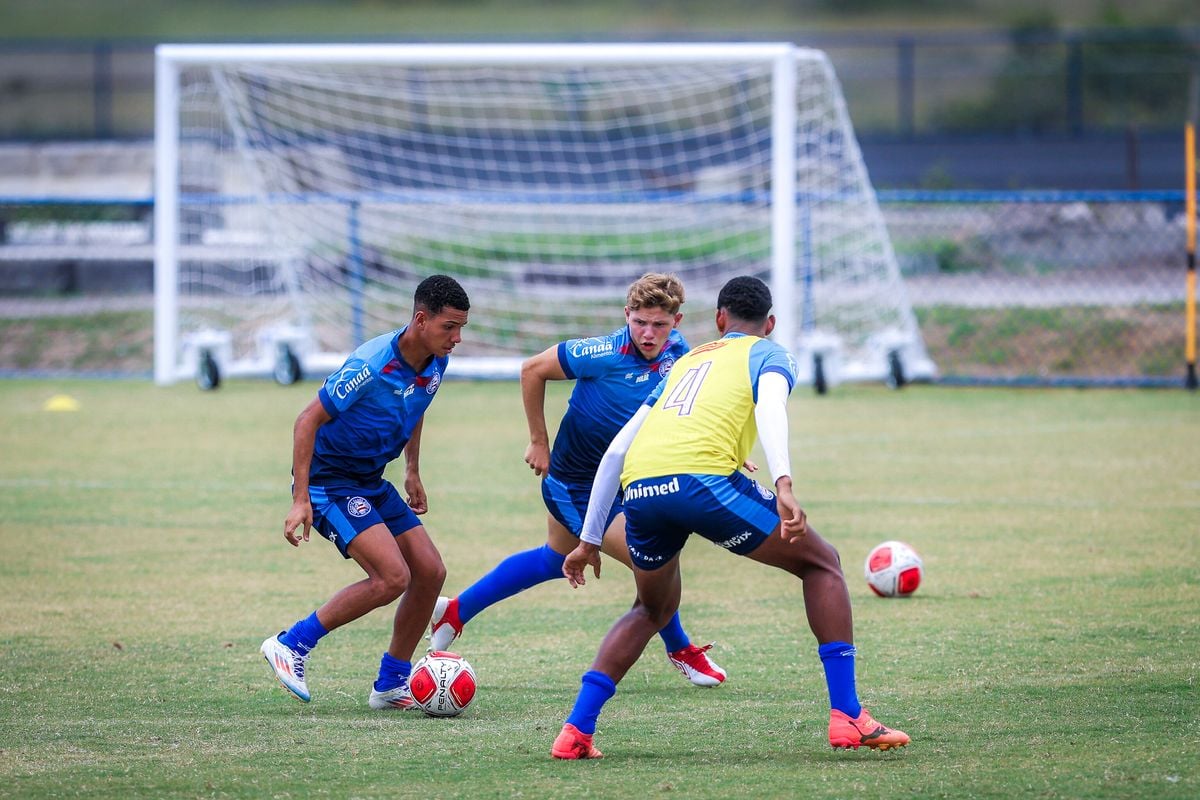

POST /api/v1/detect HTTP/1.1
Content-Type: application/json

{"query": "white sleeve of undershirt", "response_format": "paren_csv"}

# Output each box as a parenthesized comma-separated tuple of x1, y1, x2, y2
(579, 404, 652, 546)
(754, 371, 792, 485)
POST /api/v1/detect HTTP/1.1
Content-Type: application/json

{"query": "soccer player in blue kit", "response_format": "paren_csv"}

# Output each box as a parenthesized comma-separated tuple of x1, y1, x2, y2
(551, 276, 910, 759)
(261, 274, 469, 710)
(429, 273, 726, 686)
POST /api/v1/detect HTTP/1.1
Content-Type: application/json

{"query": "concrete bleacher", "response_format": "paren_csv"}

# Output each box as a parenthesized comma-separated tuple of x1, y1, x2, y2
(0, 141, 154, 200)
(0, 141, 154, 295)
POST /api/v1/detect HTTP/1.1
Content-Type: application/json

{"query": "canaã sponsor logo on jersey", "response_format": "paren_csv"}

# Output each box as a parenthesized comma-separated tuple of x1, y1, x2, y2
(570, 338, 614, 359)
(333, 364, 373, 399)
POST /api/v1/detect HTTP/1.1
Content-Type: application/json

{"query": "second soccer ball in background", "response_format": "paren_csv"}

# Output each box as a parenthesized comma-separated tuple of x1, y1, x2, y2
(864, 540, 923, 598)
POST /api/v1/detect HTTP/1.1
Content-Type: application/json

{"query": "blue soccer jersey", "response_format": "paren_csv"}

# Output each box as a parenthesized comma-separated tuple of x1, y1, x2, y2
(311, 327, 448, 491)
(549, 326, 689, 486)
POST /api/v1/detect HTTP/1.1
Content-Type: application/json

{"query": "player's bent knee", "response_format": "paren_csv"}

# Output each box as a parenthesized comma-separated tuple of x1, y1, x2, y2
(813, 537, 843, 572)
(398, 558, 445, 599)
(374, 570, 411, 604)
(631, 600, 677, 631)
(416, 558, 447, 592)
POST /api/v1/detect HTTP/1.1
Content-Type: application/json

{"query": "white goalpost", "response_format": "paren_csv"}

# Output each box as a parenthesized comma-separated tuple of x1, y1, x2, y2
(154, 42, 934, 388)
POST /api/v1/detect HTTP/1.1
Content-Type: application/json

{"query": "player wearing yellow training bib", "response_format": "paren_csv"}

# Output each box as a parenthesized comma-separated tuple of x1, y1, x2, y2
(551, 276, 911, 762)
(625, 335, 775, 480)
(614, 333, 797, 567)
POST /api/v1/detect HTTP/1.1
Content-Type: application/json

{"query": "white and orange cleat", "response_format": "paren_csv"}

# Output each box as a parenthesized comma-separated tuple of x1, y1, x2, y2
(260, 633, 311, 702)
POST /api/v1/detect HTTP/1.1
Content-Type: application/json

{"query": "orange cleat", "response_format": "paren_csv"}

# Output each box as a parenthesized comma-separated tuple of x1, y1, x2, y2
(551, 723, 604, 760)
(828, 708, 910, 750)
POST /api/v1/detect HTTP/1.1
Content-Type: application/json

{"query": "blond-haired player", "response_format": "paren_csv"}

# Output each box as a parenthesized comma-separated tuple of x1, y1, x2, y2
(430, 273, 725, 686)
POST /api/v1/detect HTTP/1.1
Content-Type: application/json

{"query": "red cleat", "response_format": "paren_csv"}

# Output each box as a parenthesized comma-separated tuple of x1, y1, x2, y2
(429, 596, 463, 652)
(668, 642, 727, 687)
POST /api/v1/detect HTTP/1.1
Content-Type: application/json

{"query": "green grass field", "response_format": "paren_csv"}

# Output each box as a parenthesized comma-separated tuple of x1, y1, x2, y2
(1, 378, 1197, 798)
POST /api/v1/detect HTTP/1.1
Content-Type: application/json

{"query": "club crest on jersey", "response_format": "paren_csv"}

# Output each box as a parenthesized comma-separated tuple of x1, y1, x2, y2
(657, 354, 676, 377)
(426, 371, 441, 394)
(346, 496, 372, 517)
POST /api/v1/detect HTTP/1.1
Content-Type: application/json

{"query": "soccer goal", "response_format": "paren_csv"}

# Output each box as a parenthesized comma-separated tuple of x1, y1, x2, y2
(154, 42, 934, 388)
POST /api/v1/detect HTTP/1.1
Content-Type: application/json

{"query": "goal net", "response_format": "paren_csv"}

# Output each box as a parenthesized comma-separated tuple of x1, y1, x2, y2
(155, 43, 933, 386)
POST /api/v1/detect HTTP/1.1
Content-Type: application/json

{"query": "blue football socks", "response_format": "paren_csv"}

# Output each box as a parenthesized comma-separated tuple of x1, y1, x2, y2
(456, 544, 695, 652)
(657, 613, 690, 653)
(279, 611, 328, 656)
(374, 652, 412, 692)
(565, 670, 617, 735)
(457, 544, 566, 622)
(818, 640, 863, 718)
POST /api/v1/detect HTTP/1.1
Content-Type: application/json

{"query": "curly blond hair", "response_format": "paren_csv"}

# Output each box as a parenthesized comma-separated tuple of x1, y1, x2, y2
(626, 272, 685, 314)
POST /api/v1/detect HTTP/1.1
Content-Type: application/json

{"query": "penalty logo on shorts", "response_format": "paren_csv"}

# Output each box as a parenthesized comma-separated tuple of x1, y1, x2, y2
(347, 496, 372, 517)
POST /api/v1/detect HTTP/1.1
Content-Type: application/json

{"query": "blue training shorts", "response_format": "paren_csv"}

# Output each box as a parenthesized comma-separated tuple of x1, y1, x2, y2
(622, 471, 779, 571)
(308, 482, 422, 559)
(541, 472, 624, 537)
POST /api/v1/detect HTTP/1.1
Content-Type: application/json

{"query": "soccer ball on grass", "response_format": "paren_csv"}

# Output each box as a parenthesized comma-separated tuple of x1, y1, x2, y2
(410, 651, 477, 717)
(864, 540, 923, 598)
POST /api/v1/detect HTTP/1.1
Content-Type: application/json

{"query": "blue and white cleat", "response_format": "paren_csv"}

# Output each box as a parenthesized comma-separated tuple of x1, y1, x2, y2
(368, 683, 420, 710)
(261, 633, 311, 702)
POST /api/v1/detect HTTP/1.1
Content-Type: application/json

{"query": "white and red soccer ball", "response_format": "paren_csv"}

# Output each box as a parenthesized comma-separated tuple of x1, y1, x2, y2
(410, 651, 477, 717)
(864, 540, 923, 598)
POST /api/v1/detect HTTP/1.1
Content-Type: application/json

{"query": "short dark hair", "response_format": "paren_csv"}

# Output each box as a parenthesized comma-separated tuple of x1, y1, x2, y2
(414, 274, 470, 315)
(717, 276, 772, 323)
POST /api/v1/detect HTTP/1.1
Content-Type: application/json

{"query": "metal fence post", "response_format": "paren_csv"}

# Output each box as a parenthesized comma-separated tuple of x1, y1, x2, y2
(94, 42, 113, 139)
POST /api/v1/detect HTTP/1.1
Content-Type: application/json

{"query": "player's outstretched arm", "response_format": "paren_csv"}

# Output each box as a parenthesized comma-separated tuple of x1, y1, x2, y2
(521, 346, 568, 476)
(563, 541, 602, 588)
(404, 417, 428, 514)
(773, 477, 808, 543)
(285, 397, 331, 546)
(753, 371, 807, 542)
(577, 405, 650, 553)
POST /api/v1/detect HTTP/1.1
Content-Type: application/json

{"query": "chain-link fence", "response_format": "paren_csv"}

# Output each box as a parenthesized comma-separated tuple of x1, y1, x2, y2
(884, 191, 1189, 385)
(0, 191, 1194, 386)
